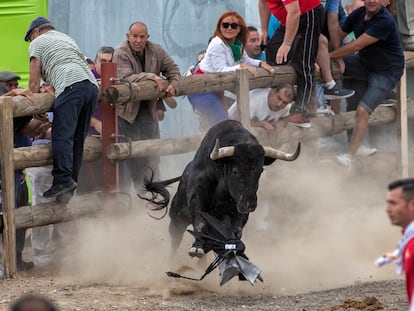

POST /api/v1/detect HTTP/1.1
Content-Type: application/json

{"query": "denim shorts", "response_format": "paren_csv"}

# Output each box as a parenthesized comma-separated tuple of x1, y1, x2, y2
(343, 54, 402, 113)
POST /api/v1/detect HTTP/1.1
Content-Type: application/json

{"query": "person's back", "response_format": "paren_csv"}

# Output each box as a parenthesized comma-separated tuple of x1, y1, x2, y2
(29, 30, 97, 97)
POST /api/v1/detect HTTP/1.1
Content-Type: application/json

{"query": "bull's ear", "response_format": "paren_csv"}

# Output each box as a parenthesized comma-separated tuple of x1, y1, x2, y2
(263, 157, 277, 166)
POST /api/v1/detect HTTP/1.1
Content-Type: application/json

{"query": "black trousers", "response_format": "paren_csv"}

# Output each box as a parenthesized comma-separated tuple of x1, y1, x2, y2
(266, 5, 324, 115)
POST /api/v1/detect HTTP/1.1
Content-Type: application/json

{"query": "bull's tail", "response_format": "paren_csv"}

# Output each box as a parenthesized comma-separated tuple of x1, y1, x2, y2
(138, 171, 181, 219)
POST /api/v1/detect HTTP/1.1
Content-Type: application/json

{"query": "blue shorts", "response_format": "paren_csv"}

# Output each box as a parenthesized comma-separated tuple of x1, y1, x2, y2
(343, 54, 402, 113)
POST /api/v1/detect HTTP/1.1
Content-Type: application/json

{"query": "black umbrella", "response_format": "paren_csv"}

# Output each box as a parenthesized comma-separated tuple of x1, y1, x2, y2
(166, 212, 263, 286)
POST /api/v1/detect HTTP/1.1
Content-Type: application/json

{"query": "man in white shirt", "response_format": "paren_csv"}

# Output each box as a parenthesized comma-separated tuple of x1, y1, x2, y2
(228, 84, 293, 135)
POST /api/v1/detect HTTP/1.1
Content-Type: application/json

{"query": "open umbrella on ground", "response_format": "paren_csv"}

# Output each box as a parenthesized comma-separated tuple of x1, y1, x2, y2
(166, 212, 263, 286)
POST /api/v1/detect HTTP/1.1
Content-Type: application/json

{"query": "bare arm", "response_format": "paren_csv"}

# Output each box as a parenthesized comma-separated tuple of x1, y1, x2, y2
(276, 0, 300, 64)
(330, 33, 379, 59)
(29, 57, 41, 94)
(258, 0, 271, 44)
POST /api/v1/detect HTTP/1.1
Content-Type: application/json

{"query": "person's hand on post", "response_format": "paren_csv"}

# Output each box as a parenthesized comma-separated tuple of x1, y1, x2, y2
(11, 88, 34, 103)
(165, 84, 176, 97)
(40, 84, 55, 96)
(240, 64, 258, 78)
(259, 61, 275, 74)
(153, 75, 165, 93)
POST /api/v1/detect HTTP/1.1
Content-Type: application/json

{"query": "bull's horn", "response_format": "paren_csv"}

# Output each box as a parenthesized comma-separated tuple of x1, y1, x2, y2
(263, 142, 301, 161)
(210, 138, 235, 160)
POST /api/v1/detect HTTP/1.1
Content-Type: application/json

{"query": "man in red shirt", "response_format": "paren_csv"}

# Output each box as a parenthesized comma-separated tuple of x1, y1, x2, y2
(259, 0, 324, 127)
(386, 178, 414, 307)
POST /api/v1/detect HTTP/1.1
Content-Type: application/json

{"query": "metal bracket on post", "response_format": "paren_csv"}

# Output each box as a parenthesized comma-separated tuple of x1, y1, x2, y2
(235, 69, 252, 131)
(101, 62, 119, 195)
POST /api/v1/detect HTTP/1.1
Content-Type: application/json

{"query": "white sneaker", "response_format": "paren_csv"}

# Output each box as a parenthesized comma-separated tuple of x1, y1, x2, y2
(316, 104, 335, 116)
(337, 154, 352, 169)
(379, 99, 396, 107)
(356, 145, 377, 156)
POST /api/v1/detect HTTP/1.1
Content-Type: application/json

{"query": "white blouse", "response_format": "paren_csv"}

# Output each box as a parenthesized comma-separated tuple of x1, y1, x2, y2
(199, 36, 261, 73)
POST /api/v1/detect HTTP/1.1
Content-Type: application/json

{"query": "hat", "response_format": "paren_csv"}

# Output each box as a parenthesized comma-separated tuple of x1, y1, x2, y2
(0, 71, 21, 82)
(24, 16, 53, 42)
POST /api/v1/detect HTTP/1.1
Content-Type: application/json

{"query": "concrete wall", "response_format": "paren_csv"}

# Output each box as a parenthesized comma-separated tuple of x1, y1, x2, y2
(48, 0, 262, 139)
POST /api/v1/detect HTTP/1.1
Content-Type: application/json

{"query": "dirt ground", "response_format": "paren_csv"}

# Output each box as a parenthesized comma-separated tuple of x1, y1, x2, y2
(0, 273, 408, 310)
(0, 155, 409, 310)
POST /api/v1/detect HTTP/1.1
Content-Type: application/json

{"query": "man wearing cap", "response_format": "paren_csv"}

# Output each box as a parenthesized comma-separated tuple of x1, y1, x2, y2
(0, 71, 21, 90)
(25, 16, 99, 202)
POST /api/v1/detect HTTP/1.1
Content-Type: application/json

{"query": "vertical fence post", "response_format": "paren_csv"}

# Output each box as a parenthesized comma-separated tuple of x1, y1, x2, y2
(0, 96, 16, 277)
(235, 69, 251, 131)
(397, 65, 408, 177)
(101, 62, 119, 195)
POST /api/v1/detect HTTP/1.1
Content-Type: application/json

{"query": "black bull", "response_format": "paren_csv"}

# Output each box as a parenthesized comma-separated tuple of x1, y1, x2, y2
(140, 120, 300, 258)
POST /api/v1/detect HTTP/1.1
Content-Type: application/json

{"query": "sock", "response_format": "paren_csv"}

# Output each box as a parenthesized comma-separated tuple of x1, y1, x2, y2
(325, 80, 336, 90)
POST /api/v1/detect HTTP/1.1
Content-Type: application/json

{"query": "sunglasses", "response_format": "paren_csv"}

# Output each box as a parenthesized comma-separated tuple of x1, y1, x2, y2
(221, 22, 239, 30)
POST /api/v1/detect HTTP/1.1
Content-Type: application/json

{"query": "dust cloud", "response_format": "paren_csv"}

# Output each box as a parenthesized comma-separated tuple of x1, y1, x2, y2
(57, 153, 403, 297)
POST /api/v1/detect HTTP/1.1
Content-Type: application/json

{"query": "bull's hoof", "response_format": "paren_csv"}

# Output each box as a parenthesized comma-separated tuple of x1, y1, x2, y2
(189, 247, 205, 258)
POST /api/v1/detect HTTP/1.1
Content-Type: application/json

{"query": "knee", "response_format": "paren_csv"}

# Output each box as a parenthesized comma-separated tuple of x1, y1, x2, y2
(318, 34, 328, 49)
(356, 105, 369, 120)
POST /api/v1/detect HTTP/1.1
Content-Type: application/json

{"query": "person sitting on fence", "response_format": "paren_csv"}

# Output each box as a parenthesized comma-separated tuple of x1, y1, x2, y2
(188, 11, 275, 129)
(25, 16, 99, 202)
(330, 0, 404, 169)
(228, 84, 294, 136)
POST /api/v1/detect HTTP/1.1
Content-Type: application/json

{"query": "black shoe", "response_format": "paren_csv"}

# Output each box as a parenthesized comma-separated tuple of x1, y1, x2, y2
(56, 188, 76, 204)
(43, 180, 77, 198)
(17, 259, 34, 271)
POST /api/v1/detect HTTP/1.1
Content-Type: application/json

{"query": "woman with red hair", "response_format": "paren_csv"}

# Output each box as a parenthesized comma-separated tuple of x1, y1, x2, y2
(188, 11, 274, 128)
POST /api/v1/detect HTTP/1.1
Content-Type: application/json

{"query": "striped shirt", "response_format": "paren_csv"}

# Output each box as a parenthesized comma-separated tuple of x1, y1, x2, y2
(29, 30, 98, 97)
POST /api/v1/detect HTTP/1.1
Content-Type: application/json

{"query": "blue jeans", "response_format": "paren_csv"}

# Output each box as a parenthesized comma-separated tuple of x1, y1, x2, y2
(51, 80, 98, 185)
(343, 54, 403, 113)
(187, 92, 228, 127)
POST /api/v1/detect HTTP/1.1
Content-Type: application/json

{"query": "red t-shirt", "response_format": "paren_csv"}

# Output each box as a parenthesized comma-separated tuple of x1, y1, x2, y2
(404, 238, 414, 304)
(266, 0, 321, 25)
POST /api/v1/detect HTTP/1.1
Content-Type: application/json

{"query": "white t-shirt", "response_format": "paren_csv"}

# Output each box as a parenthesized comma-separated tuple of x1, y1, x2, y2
(228, 88, 291, 122)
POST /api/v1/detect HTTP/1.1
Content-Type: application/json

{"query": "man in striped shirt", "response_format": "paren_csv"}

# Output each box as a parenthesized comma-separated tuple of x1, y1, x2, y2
(25, 16, 99, 203)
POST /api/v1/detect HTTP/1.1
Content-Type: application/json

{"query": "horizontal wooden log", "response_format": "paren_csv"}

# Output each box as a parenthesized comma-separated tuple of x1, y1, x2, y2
(13, 136, 101, 170)
(106, 106, 399, 160)
(103, 64, 340, 105)
(11, 93, 54, 117)
(14, 192, 102, 229)
(13, 192, 131, 230)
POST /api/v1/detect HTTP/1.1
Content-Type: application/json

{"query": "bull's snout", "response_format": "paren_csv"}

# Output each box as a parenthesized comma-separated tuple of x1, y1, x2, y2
(237, 194, 257, 213)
